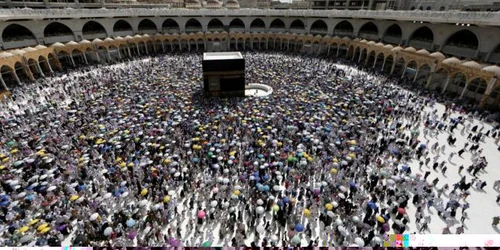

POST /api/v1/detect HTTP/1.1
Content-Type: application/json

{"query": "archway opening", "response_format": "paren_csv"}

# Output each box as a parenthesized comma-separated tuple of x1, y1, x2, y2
(229, 19, 245, 32)
(447, 72, 467, 98)
(38, 56, 51, 75)
(71, 49, 86, 66)
(358, 22, 378, 40)
(162, 19, 180, 34)
(270, 19, 285, 31)
(428, 68, 449, 92)
(14, 62, 29, 83)
(465, 78, 488, 101)
(408, 26, 434, 51)
(366, 51, 376, 67)
(415, 64, 431, 86)
(442, 30, 479, 58)
(57, 51, 73, 68)
(290, 19, 305, 32)
(310, 20, 328, 35)
(358, 48, 368, 64)
(138, 19, 158, 35)
(250, 18, 266, 32)
(44, 22, 74, 43)
(402, 61, 418, 81)
(113, 20, 133, 36)
(374, 53, 385, 70)
(2, 24, 37, 48)
(82, 21, 107, 39)
(334, 21, 353, 37)
(0, 65, 17, 89)
(382, 55, 394, 74)
(382, 24, 402, 45)
(185, 19, 202, 33)
(26, 58, 41, 78)
(393, 57, 406, 77)
(207, 19, 224, 32)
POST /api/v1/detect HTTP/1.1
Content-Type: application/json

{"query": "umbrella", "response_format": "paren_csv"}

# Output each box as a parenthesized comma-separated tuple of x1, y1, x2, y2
(90, 213, 99, 221)
(368, 201, 378, 210)
(256, 206, 264, 214)
(201, 241, 211, 247)
(339, 186, 347, 192)
(291, 235, 301, 245)
(197, 210, 206, 219)
(398, 207, 406, 214)
(354, 237, 365, 247)
(327, 211, 335, 217)
(18, 226, 30, 233)
(168, 238, 181, 247)
(20, 234, 34, 243)
(103, 227, 113, 236)
(47, 186, 57, 192)
(126, 219, 136, 227)
(325, 203, 333, 210)
(295, 223, 304, 232)
(376, 215, 385, 223)
(56, 224, 67, 231)
(127, 230, 137, 239)
(338, 193, 346, 199)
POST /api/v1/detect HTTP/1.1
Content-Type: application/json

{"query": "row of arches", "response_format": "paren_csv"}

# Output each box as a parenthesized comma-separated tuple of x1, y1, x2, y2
(3, 33, 498, 108)
(3, 19, 484, 55)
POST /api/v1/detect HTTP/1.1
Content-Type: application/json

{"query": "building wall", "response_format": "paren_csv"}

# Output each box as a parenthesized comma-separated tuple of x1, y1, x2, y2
(2, 15, 500, 63)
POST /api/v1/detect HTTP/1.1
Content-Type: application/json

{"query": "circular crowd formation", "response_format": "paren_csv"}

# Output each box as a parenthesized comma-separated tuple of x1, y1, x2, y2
(0, 52, 498, 247)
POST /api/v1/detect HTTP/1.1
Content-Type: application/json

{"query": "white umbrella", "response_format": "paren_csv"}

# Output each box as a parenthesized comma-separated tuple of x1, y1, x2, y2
(335, 218, 343, 225)
(103, 227, 113, 236)
(76, 197, 85, 203)
(327, 211, 335, 217)
(256, 206, 264, 214)
(139, 199, 148, 207)
(121, 191, 129, 198)
(210, 200, 218, 207)
(257, 199, 264, 205)
(338, 226, 347, 235)
(339, 186, 347, 192)
(17, 192, 27, 198)
(373, 236, 382, 243)
(104, 193, 112, 199)
(90, 213, 99, 221)
(354, 237, 365, 247)
(352, 216, 360, 223)
(338, 193, 346, 199)
(47, 186, 57, 192)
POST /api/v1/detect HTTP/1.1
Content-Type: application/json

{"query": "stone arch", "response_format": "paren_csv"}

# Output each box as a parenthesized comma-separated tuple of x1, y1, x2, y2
(366, 50, 376, 66)
(415, 64, 432, 85)
(14, 61, 30, 83)
(487, 43, 500, 64)
(290, 19, 305, 31)
(393, 57, 406, 76)
(447, 72, 467, 96)
(229, 18, 245, 31)
(113, 20, 133, 36)
(402, 60, 418, 80)
(38, 55, 51, 75)
(2, 24, 37, 45)
(358, 22, 379, 40)
(57, 50, 73, 68)
(250, 18, 266, 30)
(408, 26, 434, 50)
(359, 48, 368, 64)
(310, 20, 328, 35)
(207, 18, 224, 32)
(374, 52, 384, 69)
(382, 24, 402, 45)
(185, 18, 202, 33)
(163, 19, 180, 34)
(138, 19, 158, 34)
(465, 77, 488, 101)
(382, 54, 394, 73)
(44, 22, 74, 42)
(428, 68, 449, 91)
(71, 48, 86, 65)
(0, 65, 16, 88)
(442, 29, 479, 58)
(82, 21, 107, 39)
(270, 19, 285, 29)
(334, 21, 353, 37)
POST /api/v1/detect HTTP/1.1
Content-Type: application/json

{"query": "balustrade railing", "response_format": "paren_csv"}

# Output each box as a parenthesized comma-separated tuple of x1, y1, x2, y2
(0, 8, 498, 26)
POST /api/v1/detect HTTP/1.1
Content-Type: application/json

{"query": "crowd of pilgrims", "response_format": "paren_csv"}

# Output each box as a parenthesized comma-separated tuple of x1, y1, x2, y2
(0, 52, 497, 247)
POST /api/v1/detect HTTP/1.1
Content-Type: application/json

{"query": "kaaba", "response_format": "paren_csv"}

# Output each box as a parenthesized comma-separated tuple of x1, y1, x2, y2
(202, 52, 245, 97)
